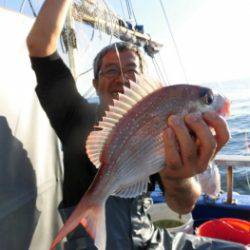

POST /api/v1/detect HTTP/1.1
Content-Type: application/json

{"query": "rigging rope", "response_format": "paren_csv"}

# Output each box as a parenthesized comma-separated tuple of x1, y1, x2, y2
(155, 56, 168, 84)
(158, 53, 169, 85)
(20, 0, 27, 13)
(27, 0, 37, 17)
(158, 0, 188, 83)
(125, 0, 132, 20)
(151, 57, 165, 84)
(127, 0, 137, 24)
(77, 67, 93, 80)
(119, 0, 127, 20)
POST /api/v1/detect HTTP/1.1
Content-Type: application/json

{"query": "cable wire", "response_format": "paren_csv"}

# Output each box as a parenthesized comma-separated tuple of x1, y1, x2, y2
(151, 57, 164, 84)
(119, 0, 127, 20)
(157, 52, 169, 85)
(27, 0, 37, 17)
(153, 56, 167, 84)
(77, 67, 93, 80)
(158, 0, 188, 83)
(127, 0, 137, 24)
(20, 0, 27, 13)
(125, 0, 132, 20)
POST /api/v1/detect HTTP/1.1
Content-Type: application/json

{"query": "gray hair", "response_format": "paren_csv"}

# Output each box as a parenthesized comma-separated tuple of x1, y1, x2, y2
(93, 42, 146, 79)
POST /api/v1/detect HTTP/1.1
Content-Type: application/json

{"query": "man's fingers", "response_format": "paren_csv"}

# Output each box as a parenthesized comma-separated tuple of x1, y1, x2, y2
(161, 127, 190, 179)
(184, 113, 216, 172)
(202, 111, 230, 153)
(167, 115, 197, 165)
(161, 127, 197, 179)
(163, 127, 182, 170)
(162, 112, 229, 179)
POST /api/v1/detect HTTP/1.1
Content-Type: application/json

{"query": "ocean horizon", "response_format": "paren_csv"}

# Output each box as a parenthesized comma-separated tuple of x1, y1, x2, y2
(201, 79, 250, 194)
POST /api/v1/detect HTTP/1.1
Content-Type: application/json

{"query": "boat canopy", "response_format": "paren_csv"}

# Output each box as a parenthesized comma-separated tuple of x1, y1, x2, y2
(0, 8, 63, 249)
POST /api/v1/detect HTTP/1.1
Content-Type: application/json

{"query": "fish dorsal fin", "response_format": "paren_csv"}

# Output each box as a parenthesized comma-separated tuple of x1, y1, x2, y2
(86, 77, 162, 168)
(113, 178, 149, 198)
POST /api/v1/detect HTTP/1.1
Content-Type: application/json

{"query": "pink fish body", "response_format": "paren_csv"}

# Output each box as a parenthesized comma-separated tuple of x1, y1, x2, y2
(50, 80, 230, 250)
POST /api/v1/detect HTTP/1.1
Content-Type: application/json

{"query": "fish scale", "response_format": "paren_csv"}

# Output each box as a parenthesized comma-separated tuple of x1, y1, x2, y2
(50, 81, 230, 250)
(101, 89, 187, 177)
(103, 91, 168, 163)
(113, 120, 165, 181)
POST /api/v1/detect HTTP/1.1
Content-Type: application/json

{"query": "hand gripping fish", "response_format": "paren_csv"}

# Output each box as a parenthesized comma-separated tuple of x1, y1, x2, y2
(50, 79, 230, 250)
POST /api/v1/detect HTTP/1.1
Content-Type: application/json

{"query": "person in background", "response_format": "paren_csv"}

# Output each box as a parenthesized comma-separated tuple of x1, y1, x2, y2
(26, 0, 232, 249)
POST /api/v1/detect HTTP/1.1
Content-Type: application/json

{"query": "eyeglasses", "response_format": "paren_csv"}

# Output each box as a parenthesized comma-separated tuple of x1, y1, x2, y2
(99, 66, 140, 79)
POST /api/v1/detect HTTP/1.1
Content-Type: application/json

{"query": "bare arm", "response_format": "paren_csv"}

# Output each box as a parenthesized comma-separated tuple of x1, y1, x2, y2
(160, 111, 230, 214)
(26, 0, 72, 57)
(160, 177, 201, 214)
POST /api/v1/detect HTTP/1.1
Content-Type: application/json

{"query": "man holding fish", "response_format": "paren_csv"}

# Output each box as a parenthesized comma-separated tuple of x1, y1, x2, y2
(26, 1, 240, 249)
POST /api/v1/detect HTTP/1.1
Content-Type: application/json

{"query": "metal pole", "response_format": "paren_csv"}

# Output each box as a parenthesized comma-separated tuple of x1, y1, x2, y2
(226, 166, 233, 204)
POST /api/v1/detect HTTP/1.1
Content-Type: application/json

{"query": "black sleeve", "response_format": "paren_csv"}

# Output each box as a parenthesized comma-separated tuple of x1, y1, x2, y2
(149, 173, 165, 193)
(30, 52, 91, 143)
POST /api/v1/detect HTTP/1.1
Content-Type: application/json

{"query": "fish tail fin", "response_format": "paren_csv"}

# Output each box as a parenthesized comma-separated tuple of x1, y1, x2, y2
(50, 197, 106, 250)
(81, 203, 106, 250)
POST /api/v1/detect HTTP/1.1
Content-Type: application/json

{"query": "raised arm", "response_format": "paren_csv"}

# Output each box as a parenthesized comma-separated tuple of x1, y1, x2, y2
(26, 0, 72, 57)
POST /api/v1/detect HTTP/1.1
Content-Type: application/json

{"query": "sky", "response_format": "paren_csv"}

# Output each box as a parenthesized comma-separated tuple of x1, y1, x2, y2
(1, 0, 250, 86)
(129, 0, 250, 83)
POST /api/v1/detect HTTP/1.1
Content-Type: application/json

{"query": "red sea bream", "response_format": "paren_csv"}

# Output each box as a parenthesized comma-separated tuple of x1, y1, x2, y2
(50, 79, 230, 250)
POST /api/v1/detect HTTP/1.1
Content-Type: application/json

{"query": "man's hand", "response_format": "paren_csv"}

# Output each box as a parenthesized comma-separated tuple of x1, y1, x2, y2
(160, 111, 230, 214)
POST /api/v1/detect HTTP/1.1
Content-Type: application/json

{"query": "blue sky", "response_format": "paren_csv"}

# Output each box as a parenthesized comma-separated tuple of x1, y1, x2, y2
(1, 0, 250, 84)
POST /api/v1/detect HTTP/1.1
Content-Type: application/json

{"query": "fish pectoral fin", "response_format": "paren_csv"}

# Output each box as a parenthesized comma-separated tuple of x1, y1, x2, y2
(114, 178, 149, 198)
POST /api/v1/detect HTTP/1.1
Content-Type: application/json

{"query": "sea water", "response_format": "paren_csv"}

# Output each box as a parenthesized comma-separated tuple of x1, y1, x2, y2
(204, 79, 250, 194)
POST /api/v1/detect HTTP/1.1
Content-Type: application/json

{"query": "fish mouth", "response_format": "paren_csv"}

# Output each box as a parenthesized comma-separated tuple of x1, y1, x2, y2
(218, 98, 231, 117)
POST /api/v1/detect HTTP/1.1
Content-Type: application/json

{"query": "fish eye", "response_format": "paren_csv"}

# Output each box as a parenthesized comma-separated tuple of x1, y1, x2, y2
(200, 89, 214, 105)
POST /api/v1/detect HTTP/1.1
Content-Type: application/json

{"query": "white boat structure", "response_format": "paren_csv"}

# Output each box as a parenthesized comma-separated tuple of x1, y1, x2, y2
(0, 1, 249, 249)
(191, 155, 250, 230)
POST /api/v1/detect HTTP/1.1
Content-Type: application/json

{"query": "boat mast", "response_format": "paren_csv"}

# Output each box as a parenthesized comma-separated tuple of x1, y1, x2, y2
(62, 1, 163, 79)
(72, 1, 163, 57)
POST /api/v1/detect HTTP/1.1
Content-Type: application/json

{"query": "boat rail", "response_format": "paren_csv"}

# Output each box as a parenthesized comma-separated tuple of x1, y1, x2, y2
(214, 154, 250, 203)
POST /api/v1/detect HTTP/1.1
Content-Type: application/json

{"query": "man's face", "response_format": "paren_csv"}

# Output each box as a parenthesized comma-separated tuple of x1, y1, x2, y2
(93, 49, 142, 110)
